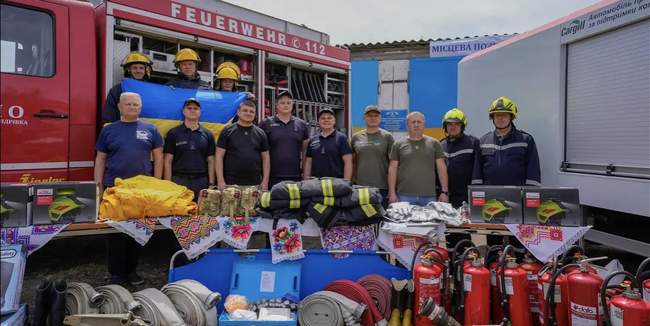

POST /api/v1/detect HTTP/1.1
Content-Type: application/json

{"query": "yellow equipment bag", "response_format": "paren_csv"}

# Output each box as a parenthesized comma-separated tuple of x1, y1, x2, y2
(197, 187, 221, 217)
(99, 175, 197, 221)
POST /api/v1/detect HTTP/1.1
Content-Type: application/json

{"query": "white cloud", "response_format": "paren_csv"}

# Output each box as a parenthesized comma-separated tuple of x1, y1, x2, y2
(224, 0, 601, 44)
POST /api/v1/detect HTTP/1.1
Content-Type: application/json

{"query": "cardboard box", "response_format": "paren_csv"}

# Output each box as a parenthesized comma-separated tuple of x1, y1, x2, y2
(1, 245, 27, 315)
(219, 259, 301, 326)
(522, 187, 582, 226)
(468, 186, 523, 224)
(31, 182, 98, 225)
(0, 184, 31, 228)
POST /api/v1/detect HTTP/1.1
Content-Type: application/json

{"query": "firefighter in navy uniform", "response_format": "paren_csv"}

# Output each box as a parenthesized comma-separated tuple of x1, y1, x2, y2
(472, 96, 541, 186)
(440, 108, 480, 208)
(102, 51, 153, 124)
(166, 48, 210, 89)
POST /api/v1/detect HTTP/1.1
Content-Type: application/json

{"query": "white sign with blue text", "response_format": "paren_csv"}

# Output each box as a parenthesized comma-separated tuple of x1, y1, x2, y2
(429, 35, 512, 58)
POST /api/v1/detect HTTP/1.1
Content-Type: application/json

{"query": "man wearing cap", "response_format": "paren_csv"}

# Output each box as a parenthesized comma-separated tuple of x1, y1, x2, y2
(163, 98, 216, 200)
(303, 108, 353, 180)
(216, 100, 270, 190)
(388, 111, 449, 205)
(259, 91, 310, 188)
(351, 105, 394, 206)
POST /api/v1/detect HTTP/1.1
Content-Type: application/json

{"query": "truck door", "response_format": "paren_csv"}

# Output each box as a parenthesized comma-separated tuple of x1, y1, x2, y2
(1, 1, 70, 183)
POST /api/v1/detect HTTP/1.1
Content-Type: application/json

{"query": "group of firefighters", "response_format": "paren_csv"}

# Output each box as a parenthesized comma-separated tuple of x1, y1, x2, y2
(94, 49, 541, 286)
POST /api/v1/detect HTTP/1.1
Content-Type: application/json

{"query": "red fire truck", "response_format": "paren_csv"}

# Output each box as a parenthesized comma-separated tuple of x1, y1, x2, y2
(0, 0, 350, 183)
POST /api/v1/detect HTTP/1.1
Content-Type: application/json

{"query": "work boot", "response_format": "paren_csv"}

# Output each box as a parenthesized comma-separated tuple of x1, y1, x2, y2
(49, 279, 67, 326)
(32, 278, 52, 326)
(127, 273, 144, 286)
(388, 278, 408, 326)
(402, 280, 414, 326)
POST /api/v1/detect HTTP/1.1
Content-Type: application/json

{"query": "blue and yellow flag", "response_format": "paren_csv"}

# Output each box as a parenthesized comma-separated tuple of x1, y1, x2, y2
(121, 79, 246, 138)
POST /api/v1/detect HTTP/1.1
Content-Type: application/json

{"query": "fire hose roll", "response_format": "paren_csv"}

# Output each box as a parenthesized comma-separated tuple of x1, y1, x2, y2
(325, 280, 387, 326)
(357, 275, 392, 320)
(299, 290, 365, 326)
(161, 279, 220, 326)
(95, 284, 141, 314)
(65, 282, 102, 314)
(132, 288, 186, 326)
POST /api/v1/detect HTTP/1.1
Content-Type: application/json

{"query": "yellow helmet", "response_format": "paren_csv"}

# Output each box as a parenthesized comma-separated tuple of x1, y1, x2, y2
(174, 48, 201, 65)
(489, 96, 518, 119)
(121, 51, 152, 78)
(442, 108, 468, 128)
(121, 51, 152, 67)
(216, 62, 241, 80)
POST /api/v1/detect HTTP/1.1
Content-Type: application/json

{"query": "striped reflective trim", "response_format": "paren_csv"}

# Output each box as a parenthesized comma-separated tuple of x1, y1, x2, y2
(1, 161, 95, 170)
(444, 148, 474, 158)
(287, 183, 301, 209)
(321, 179, 335, 206)
(313, 203, 328, 214)
(358, 188, 370, 205)
(360, 204, 377, 218)
(480, 142, 528, 150)
(260, 192, 271, 208)
(526, 180, 542, 186)
(471, 179, 483, 184)
(69, 161, 94, 168)
(323, 196, 335, 206)
(1, 162, 68, 170)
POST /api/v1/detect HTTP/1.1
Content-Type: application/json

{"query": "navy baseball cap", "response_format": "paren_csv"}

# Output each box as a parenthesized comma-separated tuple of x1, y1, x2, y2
(183, 98, 201, 108)
(277, 90, 293, 99)
(318, 107, 335, 118)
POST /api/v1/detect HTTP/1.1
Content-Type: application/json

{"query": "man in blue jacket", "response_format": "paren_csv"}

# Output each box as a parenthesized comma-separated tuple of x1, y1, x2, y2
(441, 108, 480, 208)
(472, 96, 541, 186)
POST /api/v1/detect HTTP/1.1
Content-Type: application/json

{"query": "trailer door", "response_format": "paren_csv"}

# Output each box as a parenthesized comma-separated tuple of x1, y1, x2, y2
(1, 1, 70, 182)
(564, 19, 650, 179)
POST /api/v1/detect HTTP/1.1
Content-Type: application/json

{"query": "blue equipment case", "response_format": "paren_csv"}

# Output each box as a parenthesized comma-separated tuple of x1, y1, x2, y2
(168, 248, 410, 317)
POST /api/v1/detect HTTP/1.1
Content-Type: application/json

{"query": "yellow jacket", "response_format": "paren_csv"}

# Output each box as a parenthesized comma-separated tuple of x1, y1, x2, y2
(99, 176, 197, 221)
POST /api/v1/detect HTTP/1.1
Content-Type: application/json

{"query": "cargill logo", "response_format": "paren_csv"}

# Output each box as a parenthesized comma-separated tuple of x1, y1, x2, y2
(562, 19, 586, 36)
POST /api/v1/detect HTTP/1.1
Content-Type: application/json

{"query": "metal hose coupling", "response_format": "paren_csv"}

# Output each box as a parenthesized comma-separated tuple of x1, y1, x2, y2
(131, 288, 186, 326)
(418, 297, 461, 326)
(65, 282, 102, 314)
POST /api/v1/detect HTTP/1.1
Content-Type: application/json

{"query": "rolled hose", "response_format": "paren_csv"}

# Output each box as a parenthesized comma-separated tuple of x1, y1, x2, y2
(161, 279, 220, 326)
(132, 288, 186, 326)
(357, 274, 392, 320)
(599, 271, 639, 326)
(65, 282, 102, 314)
(324, 280, 386, 326)
(299, 290, 365, 326)
(95, 284, 142, 314)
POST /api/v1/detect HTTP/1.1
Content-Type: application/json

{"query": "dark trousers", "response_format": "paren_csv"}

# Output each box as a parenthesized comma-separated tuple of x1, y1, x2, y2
(172, 174, 209, 201)
(107, 233, 141, 277)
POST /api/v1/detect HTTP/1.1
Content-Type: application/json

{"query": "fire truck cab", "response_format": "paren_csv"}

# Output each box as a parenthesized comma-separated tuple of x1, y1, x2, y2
(1, 0, 350, 183)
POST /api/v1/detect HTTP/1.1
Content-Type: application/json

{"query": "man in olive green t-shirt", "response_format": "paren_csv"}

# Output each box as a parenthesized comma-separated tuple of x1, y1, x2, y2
(388, 111, 449, 205)
(351, 105, 395, 207)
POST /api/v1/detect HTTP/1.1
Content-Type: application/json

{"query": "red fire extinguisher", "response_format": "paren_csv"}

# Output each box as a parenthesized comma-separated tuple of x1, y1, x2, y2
(521, 254, 543, 326)
(486, 245, 504, 324)
(449, 240, 476, 318)
(460, 256, 490, 325)
(452, 246, 480, 321)
(636, 257, 650, 303)
(412, 245, 447, 326)
(600, 270, 650, 326)
(498, 245, 533, 326)
(566, 257, 608, 326)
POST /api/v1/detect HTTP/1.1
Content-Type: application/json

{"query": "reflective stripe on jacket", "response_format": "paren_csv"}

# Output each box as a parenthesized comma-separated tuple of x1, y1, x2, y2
(442, 133, 479, 207)
(471, 125, 541, 186)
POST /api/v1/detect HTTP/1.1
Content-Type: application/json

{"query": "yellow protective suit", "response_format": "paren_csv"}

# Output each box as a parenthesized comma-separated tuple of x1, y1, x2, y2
(99, 175, 197, 221)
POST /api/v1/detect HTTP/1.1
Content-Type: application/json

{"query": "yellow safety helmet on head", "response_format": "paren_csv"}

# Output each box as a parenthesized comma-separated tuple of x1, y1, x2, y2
(489, 96, 518, 119)
(121, 51, 152, 78)
(442, 108, 468, 129)
(216, 62, 241, 80)
(174, 48, 201, 65)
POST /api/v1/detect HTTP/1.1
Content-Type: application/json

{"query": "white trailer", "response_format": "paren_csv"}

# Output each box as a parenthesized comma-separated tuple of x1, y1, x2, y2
(457, 0, 650, 256)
